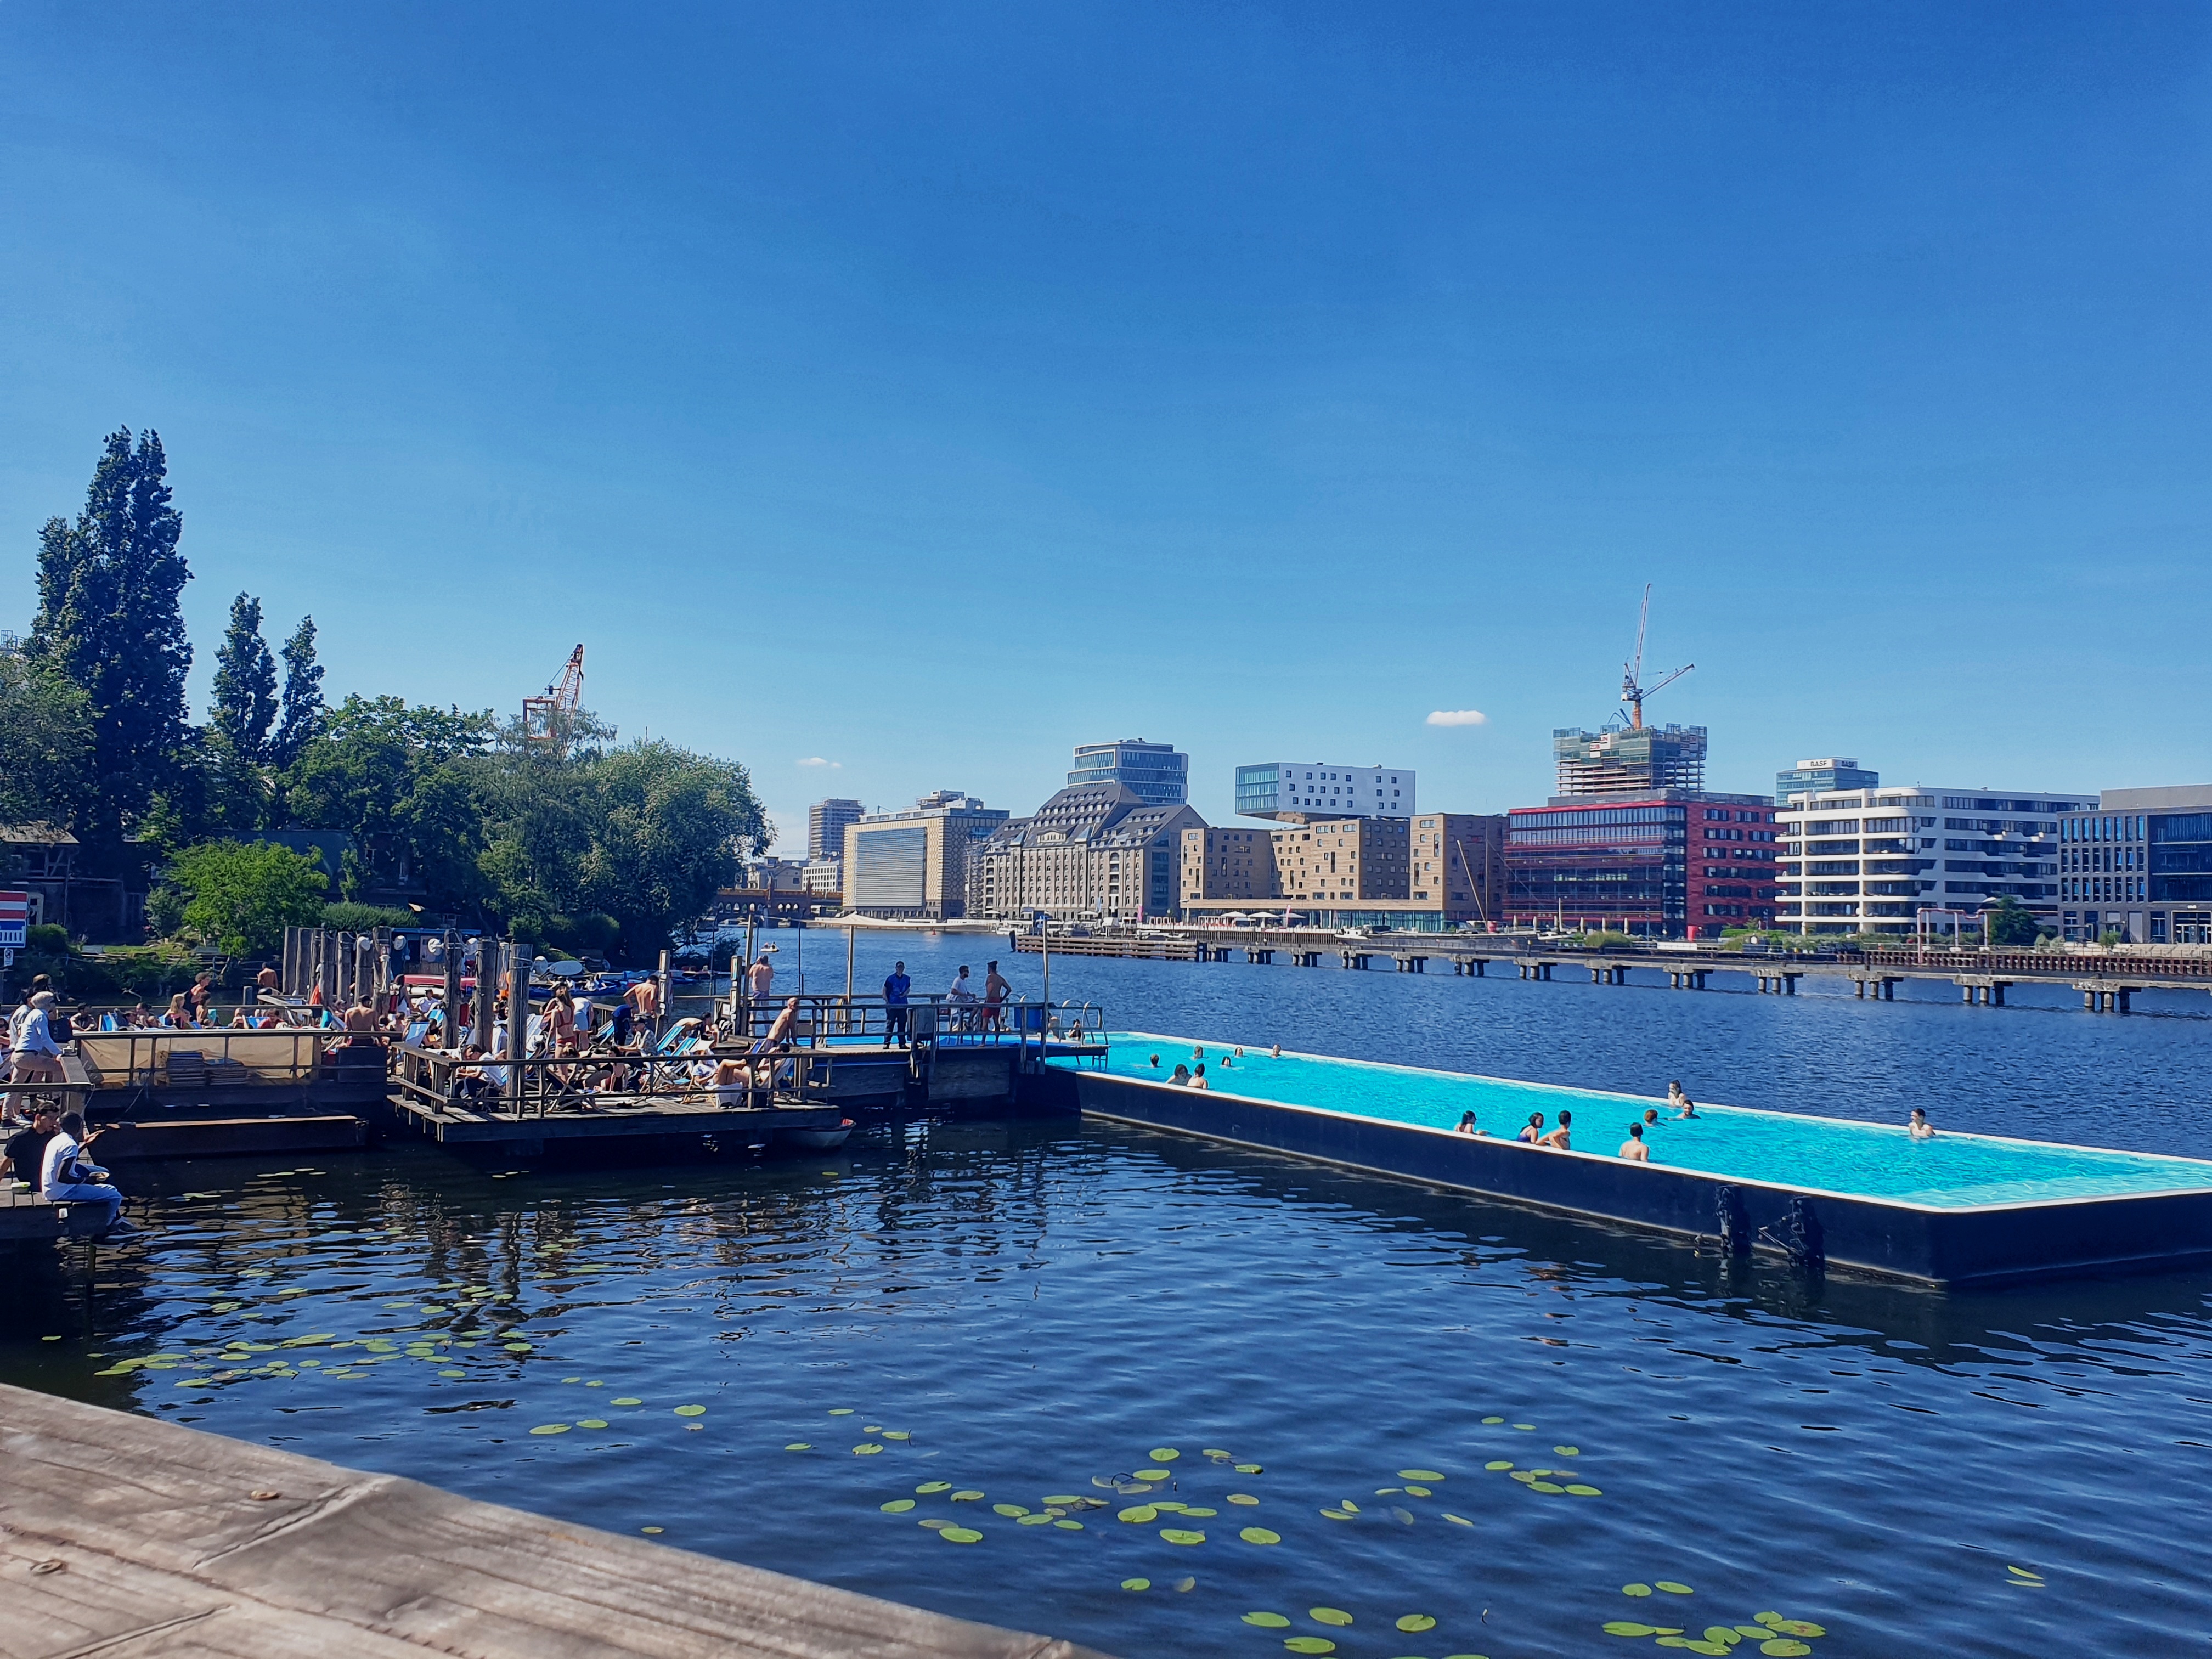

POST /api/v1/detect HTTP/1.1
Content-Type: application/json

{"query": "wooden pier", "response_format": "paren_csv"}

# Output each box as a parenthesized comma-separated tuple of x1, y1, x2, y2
(0, 1381, 1110, 1659)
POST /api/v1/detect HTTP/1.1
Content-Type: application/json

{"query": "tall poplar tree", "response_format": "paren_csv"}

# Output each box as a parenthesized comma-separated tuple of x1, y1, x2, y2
(29, 428, 194, 867)
(270, 616, 325, 770)
(210, 592, 278, 759)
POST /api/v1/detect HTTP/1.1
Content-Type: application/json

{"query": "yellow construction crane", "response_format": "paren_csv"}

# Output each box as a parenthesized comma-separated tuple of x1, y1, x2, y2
(522, 644, 585, 751)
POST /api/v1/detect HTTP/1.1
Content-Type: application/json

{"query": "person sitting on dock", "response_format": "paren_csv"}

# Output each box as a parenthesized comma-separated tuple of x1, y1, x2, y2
(712, 1054, 752, 1107)
(1908, 1108, 1937, 1141)
(1668, 1081, 1699, 1119)
(1542, 1110, 1573, 1150)
(1620, 1122, 1651, 1161)
(3, 1104, 60, 1189)
(1168, 1064, 1192, 1086)
(1517, 1113, 1545, 1144)
(883, 962, 911, 1047)
(341, 993, 382, 1047)
(161, 992, 195, 1029)
(41, 1112, 128, 1232)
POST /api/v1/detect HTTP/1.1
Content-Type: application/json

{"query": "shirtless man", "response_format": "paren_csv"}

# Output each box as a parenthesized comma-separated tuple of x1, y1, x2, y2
(1190, 1064, 1210, 1091)
(342, 994, 381, 1046)
(982, 962, 1011, 1034)
(1541, 1109, 1573, 1150)
(625, 974, 663, 1045)
(1908, 1108, 1937, 1141)
(1620, 1122, 1651, 1161)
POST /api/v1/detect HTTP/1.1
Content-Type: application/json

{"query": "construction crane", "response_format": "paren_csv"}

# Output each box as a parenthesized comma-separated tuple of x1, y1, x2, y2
(522, 644, 585, 751)
(1619, 586, 1691, 730)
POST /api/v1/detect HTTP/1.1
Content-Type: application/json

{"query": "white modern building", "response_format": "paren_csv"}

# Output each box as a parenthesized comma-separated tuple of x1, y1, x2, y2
(1775, 783, 2089, 935)
(1235, 761, 1414, 821)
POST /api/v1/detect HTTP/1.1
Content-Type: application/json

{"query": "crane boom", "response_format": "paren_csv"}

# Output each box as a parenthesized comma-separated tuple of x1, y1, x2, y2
(522, 644, 586, 749)
(1619, 588, 1690, 729)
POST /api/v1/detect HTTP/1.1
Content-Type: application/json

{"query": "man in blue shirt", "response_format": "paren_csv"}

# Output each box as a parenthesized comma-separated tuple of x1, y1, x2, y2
(883, 961, 911, 1048)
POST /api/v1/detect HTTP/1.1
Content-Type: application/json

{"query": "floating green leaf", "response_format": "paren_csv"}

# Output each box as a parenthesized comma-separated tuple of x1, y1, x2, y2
(1565, 1485, 1603, 1497)
(1044, 1494, 1082, 1505)
(577, 1419, 608, 1430)
(1655, 1582, 1694, 1595)
(853, 1444, 884, 1455)
(863, 1424, 882, 1432)
(939, 1526, 983, 1544)
(1054, 1519, 1084, 1530)
(1758, 1645, 1810, 1658)
(673, 1405, 706, 1417)
(1152, 1502, 1188, 1513)
(1554, 1446, 1579, 1456)
(1403, 1485, 1433, 1498)
(1150, 1447, 1180, 1462)
(881, 1499, 916, 1512)
(1734, 1630, 1772, 1641)
(1622, 1584, 1654, 1598)
(1160, 1528, 1205, 1545)
(1228, 1493, 1260, 1505)
(528, 1424, 571, 1435)
(828, 1408, 854, 1415)
(1311, 1608, 1354, 1627)
(1397, 1615, 1437, 1633)
(1203, 1447, 1233, 1458)
(785, 1443, 812, 1452)
(1284, 1640, 1336, 1656)
(1769, 1623, 1824, 1639)
(1017, 1514, 1052, 1526)
(2006, 1565, 2041, 1580)
(1481, 1415, 1504, 1424)
(1604, 1623, 1659, 1638)
(1122, 1578, 1151, 1592)
(1181, 1507, 1218, 1518)
(438, 1369, 466, 1379)
(610, 1396, 641, 1406)
(1320, 1508, 1355, 1521)
(994, 1504, 1030, 1517)
(1485, 1460, 1514, 1471)
(917, 1482, 952, 1493)
(918, 1519, 951, 1531)
(1513, 1423, 1534, 1431)
(883, 1431, 910, 1441)
(1135, 1469, 1170, 1482)
(1442, 1513, 1474, 1527)
(1398, 1469, 1446, 1481)
(1236, 1463, 1264, 1474)
(1530, 1481, 1566, 1494)
(1244, 1612, 1293, 1628)
(503, 1342, 531, 1353)
(951, 1490, 985, 1502)
(1240, 1527, 1281, 1545)
(640, 1525, 663, 1534)
(1118, 1506, 1159, 1523)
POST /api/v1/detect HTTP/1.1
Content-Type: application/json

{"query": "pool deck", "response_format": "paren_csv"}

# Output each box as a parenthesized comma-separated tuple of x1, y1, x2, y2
(0, 1380, 1112, 1659)
(1069, 1056, 2212, 1288)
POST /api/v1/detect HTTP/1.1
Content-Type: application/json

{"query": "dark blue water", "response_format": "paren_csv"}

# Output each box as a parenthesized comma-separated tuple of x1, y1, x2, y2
(5, 932, 2208, 1658)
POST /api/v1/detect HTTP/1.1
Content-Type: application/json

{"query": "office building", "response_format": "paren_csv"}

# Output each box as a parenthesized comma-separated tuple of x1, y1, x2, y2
(1774, 785, 2086, 936)
(1552, 724, 1707, 798)
(843, 792, 1010, 920)
(800, 859, 842, 896)
(967, 783, 1200, 923)
(808, 798, 864, 862)
(1181, 811, 1505, 932)
(1775, 758, 1879, 806)
(1505, 794, 1779, 936)
(1235, 762, 1414, 821)
(2057, 784, 2212, 944)
(1066, 740, 1188, 806)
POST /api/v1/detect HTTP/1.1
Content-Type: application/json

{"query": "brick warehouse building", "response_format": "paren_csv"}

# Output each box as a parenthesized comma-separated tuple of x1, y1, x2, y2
(1504, 793, 1781, 936)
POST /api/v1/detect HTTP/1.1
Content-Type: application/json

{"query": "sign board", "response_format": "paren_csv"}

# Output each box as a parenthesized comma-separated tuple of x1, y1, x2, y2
(0, 890, 26, 950)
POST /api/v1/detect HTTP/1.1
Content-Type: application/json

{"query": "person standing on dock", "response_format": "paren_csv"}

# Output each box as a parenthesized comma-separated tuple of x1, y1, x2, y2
(947, 966, 978, 1032)
(883, 961, 911, 1047)
(983, 962, 1011, 1033)
(627, 975, 663, 1045)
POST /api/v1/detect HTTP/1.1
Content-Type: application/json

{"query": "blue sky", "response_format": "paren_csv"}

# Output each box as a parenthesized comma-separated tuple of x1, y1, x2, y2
(4, 3, 2209, 851)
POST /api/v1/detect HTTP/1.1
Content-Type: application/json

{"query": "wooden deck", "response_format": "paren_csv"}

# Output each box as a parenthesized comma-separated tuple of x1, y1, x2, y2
(0, 1381, 1112, 1659)
(388, 1090, 846, 1145)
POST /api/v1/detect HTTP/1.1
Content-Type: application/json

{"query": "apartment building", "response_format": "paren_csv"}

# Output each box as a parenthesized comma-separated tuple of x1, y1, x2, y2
(808, 798, 864, 861)
(967, 783, 1200, 923)
(1234, 761, 1414, 821)
(1181, 811, 1505, 931)
(2057, 784, 2212, 944)
(1774, 785, 2086, 935)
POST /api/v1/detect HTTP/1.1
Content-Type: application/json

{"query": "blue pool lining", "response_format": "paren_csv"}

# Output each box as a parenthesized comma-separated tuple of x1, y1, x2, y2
(1094, 1031, 2212, 1216)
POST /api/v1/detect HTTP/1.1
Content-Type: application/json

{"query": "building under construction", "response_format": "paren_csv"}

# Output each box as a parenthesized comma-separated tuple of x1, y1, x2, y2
(1551, 722, 1709, 800)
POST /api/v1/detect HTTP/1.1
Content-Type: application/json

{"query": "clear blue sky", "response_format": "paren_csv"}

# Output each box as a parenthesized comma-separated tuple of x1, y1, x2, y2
(5, 3, 2209, 850)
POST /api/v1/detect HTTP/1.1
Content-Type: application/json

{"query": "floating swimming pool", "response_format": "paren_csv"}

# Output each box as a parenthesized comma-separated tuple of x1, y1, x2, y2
(1057, 1034, 2212, 1286)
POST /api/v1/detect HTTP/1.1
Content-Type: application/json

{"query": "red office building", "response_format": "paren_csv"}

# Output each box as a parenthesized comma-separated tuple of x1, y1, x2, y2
(1505, 793, 1781, 936)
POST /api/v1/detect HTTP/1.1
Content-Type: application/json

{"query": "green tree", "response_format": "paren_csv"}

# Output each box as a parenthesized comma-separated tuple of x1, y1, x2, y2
(167, 839, 329, 955)
(210, 592, 278, 759)
(283, 695, 495, 883)
(575, 740, 765, 951)
(269, 616, 325, 770)
(27, 428, 194, 865)
(0, 643, 94, 827)
(1985, 896, 2039, 948)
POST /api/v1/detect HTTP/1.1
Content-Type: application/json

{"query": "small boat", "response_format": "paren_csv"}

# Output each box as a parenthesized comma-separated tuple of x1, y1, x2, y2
(779, 1118, 855, 1151)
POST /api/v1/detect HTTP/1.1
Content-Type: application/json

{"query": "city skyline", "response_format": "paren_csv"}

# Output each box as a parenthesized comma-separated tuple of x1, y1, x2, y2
(5, 5, 2209, 854)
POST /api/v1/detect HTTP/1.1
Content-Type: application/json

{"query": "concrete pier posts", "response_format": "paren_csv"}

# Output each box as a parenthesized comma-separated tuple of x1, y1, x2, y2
(1453, 957, 1487, 977)
(1394, 955, 1427, 973)
(2074, 981, 2137, 1013)
(1246, 948, 1274, 964)
(1517, 960, 1555, 981)
(1954, 976, 2011, 1006)
(1666, 968, 1710, 990)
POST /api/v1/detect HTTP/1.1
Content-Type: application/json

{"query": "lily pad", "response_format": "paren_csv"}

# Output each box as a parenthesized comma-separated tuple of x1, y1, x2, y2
(853, 1444, 884, 1455)
(1244, 1612, 1293, 1628)
(1770, 1623, 1825, 1639)
(1235, 1463, 1264, 1474)
(883, 1431, 911, 1441)
(1044, 1494, 1083, 1505)
(918, 1519, 951, 1530)
(881, 1499, 916, 1513)
(1605, 1624, 1660, 1638)
(1701, 1628, 1740, 1647)
(1054, 1519, 1084, 1530)
(939, 1526, 983, 1544)
(1181, 1506, 1218, 1518)
(1530, 1481, 1566, 1494)
(1513, 1423, 1534, 1431)
(1623, 1584, 1654, 1598)
(917, 1481, 952, 1493)
(1758, 1645, 1811, 1658)
(1321, 1508, 1355, 1520)
(1118, 1506, 1160, 1523)
(1655, 1582, 1695, 1595)
(1403, 1485, 1433, 1498)
(1122, 1578, 1151, 1592)
(1152, 1502, 1188, 1513)
(1398, 1469, 1446, 1482)
(1149, 1447, 1180, 1462)
(993, 1504, 1030, 1517)
(640, 1525, 663, 1534)
(1311, 1608, 1355, 1627)
(1018, 1514, 1052, 1525)
(1442, 1513, 1474, 1527)
(785, 1443, 812, 1452)
(1735, 1630, 1773, 1641)
(1397, 1615, 1437, 1633)
(2007, 1565, 2042, 1580)
(1160, 1528, 1205, 1545)
(828, 1408, 854, 1415)
(1481, 1415, 1504, 1424)
(863, 1424, 882, 1432)
(1240, 1527, 1282, 1544)
(1135, 1469, 1171, 1482)
(673, 1405, 706, 1417)
(1485, 1460, 1514, 1471)
(1554, 1446, 1580, 1457)
(1284, 1641, 1336, 1656)
(1228, 1493, 1260, 1505)
(528, 1424, 571, 1435)
(577, 1419, 608, 1430)
(439, 1369, 466, 1379)
(1565, 1485, 1603, 1497)
(950, 1490, 985, 1502)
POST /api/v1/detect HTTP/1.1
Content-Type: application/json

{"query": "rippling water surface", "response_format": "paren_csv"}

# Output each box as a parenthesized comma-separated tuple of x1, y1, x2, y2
(4, 935, 2209, 1658)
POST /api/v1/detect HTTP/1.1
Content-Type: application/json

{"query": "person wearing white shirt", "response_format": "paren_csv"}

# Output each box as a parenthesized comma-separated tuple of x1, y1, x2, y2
(42, 1111, 128, 1232)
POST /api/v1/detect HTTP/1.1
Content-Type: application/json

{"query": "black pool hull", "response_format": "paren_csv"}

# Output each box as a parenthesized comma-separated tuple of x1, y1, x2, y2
(1073, 1072, 2212, 1288)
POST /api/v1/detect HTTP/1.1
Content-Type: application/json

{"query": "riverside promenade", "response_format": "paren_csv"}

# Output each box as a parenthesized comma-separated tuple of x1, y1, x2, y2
(1, 1381, 1109, 1659)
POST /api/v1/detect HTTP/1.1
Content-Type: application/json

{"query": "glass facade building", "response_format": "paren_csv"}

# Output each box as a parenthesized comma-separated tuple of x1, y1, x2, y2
(2058, 785, 2212, 944)
(1504, 795, 1778, 935)
(1774, 758, 1880, 805)
(1067, 740, 1188, 806)
(1235, 761, 1414, 821)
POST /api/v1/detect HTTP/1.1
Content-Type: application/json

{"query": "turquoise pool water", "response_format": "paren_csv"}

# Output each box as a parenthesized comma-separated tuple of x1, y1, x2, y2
(1079, 1034, 2212, 1207)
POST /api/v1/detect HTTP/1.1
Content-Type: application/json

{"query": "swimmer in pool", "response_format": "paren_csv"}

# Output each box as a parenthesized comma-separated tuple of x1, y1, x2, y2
(1169, 1064, 1192, 1086)
(1908, 1108, 1936, 1141)
(1149, 1053, 1161, 1069)
(1668, 1080, 1699, 1119)
(1271, 1042, 1281, 1059)
(1455, 1111, 1477, 1135)
(1643, 1108, 1660, 1127)
(1191, 1064, 1211, 1091)
(1541, 1109, 1573, 1150)
(1517, 1113, 1545, 1144)
(1620, 1122, 1651, 1161)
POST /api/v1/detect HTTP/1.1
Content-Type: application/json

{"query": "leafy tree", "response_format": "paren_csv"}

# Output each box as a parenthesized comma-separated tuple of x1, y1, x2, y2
(269, 616, 325, 770)
(283, 695, 495, 883)
(0, 644, 93, 827)
(28, 428, 194, 865)
(167, 839, 329, 955)
(1984, 896, 2040, 948)
(575, 740, 764, 950)
(210, 592, 278, 759)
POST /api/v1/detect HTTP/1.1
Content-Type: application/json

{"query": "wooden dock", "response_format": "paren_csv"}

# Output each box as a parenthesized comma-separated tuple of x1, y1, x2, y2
(0, 1381, 1111, 1659)
(388, 1090, 845, 1148)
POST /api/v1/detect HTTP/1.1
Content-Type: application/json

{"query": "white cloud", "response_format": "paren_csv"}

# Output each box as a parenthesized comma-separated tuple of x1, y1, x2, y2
(796, 756, 840, 768)
(1425, 709, 1489, 727)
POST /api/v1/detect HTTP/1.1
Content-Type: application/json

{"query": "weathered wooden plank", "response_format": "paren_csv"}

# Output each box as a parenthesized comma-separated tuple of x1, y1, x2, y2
(0, 1383, 1114, 1659)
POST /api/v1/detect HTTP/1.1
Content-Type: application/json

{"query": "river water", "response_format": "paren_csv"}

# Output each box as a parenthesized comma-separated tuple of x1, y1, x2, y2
(4, 933, 2208, 1658)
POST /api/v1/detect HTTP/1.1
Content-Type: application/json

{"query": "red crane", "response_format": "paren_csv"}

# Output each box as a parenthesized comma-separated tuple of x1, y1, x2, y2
(522, 644, 585, 750)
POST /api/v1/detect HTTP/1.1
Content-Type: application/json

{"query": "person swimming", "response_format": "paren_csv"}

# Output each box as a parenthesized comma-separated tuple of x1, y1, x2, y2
(1541, 1110, 1573, 1150)
(1270, 1043, 1281, 1059)
(1643, 1108, 1660, 1127)
(1620, 1122, 1651, 1161)
(1149, 1053, 1161, 1069)
(1668, 1080, 1699, 1119)
(1456, 1111, 1477, 1135)
(1908, 1107, 1937, 1141)
(1169, 1064, 1192, 1086)
(1517, 1113, 1545, 1144)
(1190, 1064, 1210, 1091)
